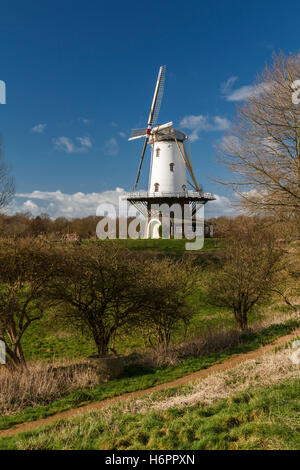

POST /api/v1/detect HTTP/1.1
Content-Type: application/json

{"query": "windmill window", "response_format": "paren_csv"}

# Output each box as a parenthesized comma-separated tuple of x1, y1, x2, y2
(182, 184, 187, 191)
(169, 162, 175, 172)
(154, 182, 160, 192)
(156, 148, 160, 157)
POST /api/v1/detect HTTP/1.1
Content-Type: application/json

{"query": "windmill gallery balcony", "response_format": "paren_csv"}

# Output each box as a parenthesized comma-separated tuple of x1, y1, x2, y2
(126, 190, 215, 202)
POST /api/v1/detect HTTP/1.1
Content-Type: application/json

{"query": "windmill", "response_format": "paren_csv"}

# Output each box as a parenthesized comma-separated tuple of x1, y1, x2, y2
(127, 65, 215, 238)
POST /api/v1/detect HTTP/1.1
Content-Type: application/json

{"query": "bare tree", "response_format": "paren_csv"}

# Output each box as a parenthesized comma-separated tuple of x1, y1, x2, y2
(0, 134, 14, 211)
(0, 238, 57, 369)
(51, 242, 143, 357)
(219, 52, 300, 223)
(208, 221, 283, 331)
(136, 258, 196, 353)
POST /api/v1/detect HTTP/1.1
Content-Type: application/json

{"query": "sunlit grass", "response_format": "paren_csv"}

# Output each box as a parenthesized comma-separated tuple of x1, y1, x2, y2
(1, 319, 299, 432)
(1, 378, 299, 450)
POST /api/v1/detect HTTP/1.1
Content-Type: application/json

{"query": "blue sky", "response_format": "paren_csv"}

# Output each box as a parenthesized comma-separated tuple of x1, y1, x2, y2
(1, 0, 300, 218)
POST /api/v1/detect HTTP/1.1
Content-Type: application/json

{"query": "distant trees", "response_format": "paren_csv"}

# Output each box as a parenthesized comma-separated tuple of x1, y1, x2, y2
(0, 213, 133, 239)
(208, 220, 283, 330)
(0, 238, 57, 369)
(28, 213, 51, 237)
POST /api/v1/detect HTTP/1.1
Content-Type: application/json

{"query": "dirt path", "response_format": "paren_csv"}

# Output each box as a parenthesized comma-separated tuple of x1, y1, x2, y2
(1, 328, 299, 439)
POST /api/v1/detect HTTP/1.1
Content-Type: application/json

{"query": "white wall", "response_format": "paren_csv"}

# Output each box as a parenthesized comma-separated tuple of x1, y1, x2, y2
(148, 140, 187, 194)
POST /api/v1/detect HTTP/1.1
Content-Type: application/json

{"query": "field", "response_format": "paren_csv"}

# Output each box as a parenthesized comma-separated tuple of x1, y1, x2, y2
(109, 238, 221, 255)
(0, 237, 299, 450)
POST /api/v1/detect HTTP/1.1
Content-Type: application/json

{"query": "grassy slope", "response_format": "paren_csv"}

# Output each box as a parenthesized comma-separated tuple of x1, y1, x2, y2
(103, 238, 221, 255)
(21, 297, 236, 361)
(21, 294, 290, 361)
(0, 319, 299, 432)
(1, 378, 299, 450)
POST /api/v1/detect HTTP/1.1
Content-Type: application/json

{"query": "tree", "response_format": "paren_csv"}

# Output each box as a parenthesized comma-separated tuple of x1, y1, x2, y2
(219, 52, 300, 223)
(52, 242, 142, 356)
(136, 258, 196, 352)
(0, 238, 57, 369)
(28, 215, 50, 237)
(0, 134, 14, 211)
(207, 221, 283, 331)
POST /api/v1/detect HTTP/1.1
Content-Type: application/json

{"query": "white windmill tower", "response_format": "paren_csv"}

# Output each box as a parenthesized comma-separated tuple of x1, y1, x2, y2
(127, 65, 215, 238)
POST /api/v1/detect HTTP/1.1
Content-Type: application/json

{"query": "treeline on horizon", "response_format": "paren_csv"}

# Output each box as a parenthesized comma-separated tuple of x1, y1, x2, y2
(0, 211, 297, 239)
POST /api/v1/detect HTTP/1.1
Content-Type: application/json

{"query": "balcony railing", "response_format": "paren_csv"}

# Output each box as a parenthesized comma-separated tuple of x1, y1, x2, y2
(125, 191, 215, 200)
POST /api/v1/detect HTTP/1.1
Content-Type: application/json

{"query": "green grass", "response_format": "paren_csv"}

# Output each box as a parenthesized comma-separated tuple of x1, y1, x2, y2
(1, 378, 299, 450)
(22, 320, 97, 361)
(1, 319, 299, 433)
(103, 238, 221, 255)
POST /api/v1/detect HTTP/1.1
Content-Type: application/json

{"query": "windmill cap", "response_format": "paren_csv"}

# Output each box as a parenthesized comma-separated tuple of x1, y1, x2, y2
(151, 128, 186, 142)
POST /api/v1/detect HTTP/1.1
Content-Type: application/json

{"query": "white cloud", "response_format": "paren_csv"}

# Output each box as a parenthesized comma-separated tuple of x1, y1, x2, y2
(53, 137, 78, 153)
(180, 115, 231, 142)
(105, 137, 119, 156)
(218, 134, 241, 152)
(220, 76, 239, 95)
(53, 136, 93, 153)
(205, 194, 241, 218)
(221, 76, 269, 102)
(213, 116, 231, 131)
(22, 200, 39, 215)
(225, 85, 259, 102)
(31, 123, 47, 133)
(76, 136, 92, 148)
(7, 189, 240, 220)
(119, 132, 126, 138)
(180, 115, 207, 130)
(9, 188, 127, 219)
(77, 117, 90, 124)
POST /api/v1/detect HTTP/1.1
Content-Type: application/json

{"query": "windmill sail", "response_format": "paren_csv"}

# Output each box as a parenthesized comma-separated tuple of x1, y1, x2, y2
(128, 128, 147, 141)
(132, 65, 166, 191)
(149, 65, 166, 126)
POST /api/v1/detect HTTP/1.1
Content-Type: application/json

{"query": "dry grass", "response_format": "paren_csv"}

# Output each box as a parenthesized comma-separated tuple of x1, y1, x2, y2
(255, 309, 300, 327)
(138, 327, 243, 367)
(139, 310, 300, 367)
(0, 360, 100, 415)
(174, 327, 244, 358)
(10, 341, 300, 451)
(121, 343, 300, 414)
